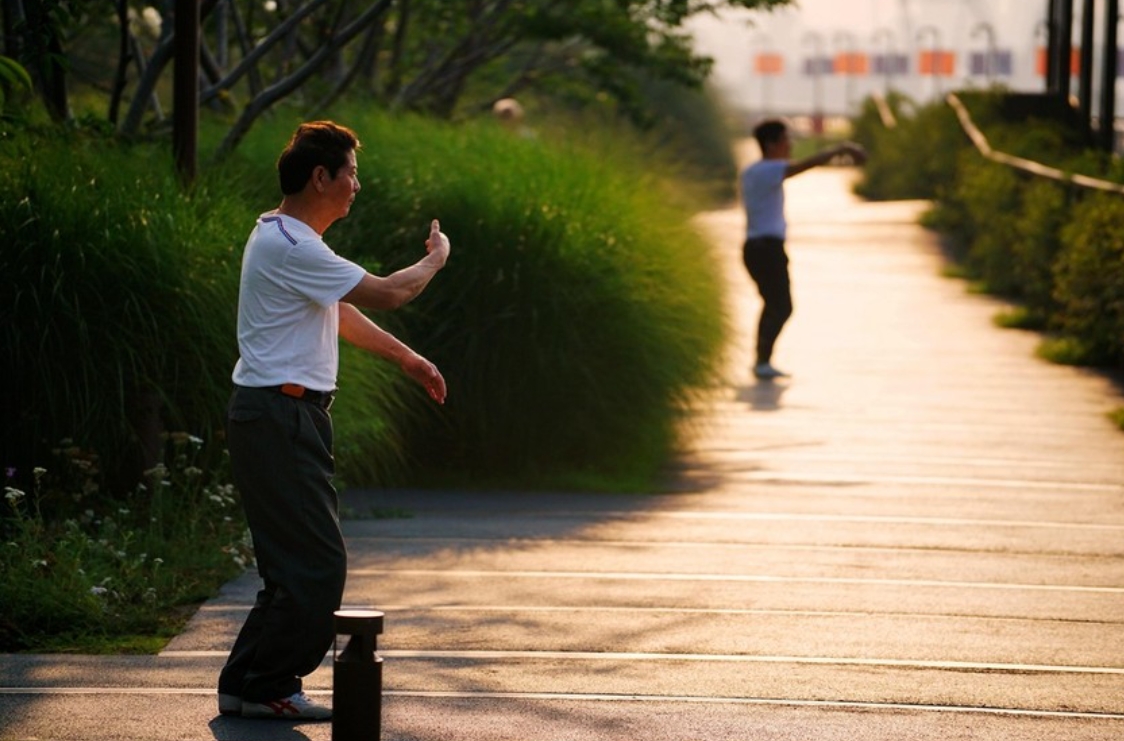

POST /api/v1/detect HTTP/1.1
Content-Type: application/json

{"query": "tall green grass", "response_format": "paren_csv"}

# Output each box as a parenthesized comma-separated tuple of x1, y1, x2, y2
(359, 110, 728, 490)
(5, 105, 729, 495)
(239, 108, 730, 490)
(1, 129, 248, 495)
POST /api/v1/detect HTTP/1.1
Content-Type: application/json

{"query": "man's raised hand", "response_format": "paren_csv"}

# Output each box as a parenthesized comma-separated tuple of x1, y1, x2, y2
(426, 219, 451, 265)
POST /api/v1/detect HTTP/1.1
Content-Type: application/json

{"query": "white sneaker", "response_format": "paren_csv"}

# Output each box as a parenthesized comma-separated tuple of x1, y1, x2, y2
(753, 363, 788, 380)
(241, 691, 331, 720)
(217, 692, 242, 716)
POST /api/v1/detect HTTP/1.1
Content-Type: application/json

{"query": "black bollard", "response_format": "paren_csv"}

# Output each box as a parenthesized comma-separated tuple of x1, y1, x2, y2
(332, 609, 384, 741)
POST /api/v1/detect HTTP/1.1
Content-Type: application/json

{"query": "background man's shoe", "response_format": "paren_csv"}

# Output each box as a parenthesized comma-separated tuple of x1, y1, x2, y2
(753, 362, 788, 379)
(241, 691, 331, 720)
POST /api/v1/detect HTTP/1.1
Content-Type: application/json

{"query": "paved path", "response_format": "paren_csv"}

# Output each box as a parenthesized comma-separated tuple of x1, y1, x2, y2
(4, 168, 1124, 740)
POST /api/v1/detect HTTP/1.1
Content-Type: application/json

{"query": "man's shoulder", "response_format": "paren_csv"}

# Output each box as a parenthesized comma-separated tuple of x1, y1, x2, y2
(256, 213, 321, 248)
(742, 158, 786, 182)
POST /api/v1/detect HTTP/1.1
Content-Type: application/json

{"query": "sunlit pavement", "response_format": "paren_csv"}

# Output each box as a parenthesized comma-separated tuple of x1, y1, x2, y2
(4, 167, 1124, 740)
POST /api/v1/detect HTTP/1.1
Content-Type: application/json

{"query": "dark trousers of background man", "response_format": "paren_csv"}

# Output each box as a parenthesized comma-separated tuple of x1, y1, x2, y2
(743, 236, 794, 367)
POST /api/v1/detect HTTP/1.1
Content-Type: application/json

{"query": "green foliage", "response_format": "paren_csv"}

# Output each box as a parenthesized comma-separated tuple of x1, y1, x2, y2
(632, 78, 739, 205)
(0, 55, 33, 116)
(0, 434, 251, 652)
(953, 157, 1023, 295)
(851, 92, 967, 203)
(1035, 335, 1099, 366)
(14, 0, 794, 150)
(1053, 193, 1124, 364)
(993, 306, 1045, 331)
(5, 99, 730, 494)
(1011, 178, 1068, 314)
(0, 128, 247, 493)
(318, 107, 729, 489)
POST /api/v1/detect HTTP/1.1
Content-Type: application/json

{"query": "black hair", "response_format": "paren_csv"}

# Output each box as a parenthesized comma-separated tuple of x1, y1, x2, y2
(752, 119, 788, 153)
(276, 121, 361, 195)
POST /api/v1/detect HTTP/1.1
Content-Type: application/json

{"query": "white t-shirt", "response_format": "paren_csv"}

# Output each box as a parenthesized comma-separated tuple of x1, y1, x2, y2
(231, 213, 366, 392)
(740, 158, 788, 240)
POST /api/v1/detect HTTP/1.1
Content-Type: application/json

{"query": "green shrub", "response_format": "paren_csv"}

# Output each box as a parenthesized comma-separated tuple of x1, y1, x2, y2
(317, 108, 729, 489)
(1053, 192, 1124, 365)
(632, 78, 738, 205)
(993, 306, 1041, 330)
(4, 105, 729, 495)
(0, 434, 251, 651)
(1011, 178, 1068, 318)
(953, 158, 1023, 294)
(852, 93, 967, 203)
(0, 129, 247, 496)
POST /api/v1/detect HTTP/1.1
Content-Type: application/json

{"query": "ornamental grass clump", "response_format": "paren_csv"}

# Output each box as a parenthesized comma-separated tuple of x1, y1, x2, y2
(287, 107, 730, 490)
(0, 128, 247, 493)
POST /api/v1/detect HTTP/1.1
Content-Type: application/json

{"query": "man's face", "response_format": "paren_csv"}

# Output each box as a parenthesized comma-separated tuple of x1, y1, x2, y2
(767, 131, 791, 159)
(324, 149, 361, 218)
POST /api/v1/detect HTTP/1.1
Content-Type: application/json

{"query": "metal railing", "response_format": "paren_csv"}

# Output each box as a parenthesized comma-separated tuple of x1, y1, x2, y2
(946, 92, 1124, 195)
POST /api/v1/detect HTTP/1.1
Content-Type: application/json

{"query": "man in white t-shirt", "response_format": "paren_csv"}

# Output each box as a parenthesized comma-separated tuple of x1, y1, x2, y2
(219, 121, 450, 721)
(740, 119, 866, 380)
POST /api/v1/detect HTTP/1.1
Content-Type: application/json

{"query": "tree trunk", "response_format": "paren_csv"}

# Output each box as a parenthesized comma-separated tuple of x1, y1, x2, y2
(22, 0, 71, 122)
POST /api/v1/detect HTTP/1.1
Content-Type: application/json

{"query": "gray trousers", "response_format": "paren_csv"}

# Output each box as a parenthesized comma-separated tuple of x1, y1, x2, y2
(219, 386, 347, 703)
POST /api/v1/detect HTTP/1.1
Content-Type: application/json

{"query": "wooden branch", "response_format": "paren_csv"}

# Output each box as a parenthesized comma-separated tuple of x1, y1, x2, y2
(226, 0, 263, 99)
(311, 19, 384, 115)
(199, 0, 329, 106)
(213, 0, 393, 160)
(109, 0, 130, 124)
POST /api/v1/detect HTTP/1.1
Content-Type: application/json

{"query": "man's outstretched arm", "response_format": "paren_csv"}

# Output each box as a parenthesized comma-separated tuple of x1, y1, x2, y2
(786, 142, 867, 178)
(342, 219, 450, 311)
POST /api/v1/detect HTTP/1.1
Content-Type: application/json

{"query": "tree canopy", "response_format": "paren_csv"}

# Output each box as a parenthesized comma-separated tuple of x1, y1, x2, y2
(2, 0, 789, 155)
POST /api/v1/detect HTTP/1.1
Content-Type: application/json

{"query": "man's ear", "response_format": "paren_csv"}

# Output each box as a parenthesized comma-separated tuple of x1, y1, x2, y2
(312, 165, 328, 192)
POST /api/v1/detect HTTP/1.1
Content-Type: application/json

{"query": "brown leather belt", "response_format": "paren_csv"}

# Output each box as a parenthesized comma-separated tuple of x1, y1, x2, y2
(270, 383, 335, 410)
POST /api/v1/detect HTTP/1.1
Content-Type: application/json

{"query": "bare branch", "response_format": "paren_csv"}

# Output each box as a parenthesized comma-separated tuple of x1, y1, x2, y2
(200, 0, 330, 107)
(213, 0, 394, 160)
(310, 19, 384, 116)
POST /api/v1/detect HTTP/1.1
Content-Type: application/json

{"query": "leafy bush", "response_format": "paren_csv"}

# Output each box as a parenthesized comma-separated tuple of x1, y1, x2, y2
(0, 434, 251, 651)
(1012, 178, 1068, 319)
(0, 128, 248, 495)
(317, 108, 729, 489)
(951, 157, 1023, 295)
(852, 92, 967, 203)
(1053, 192, 1124, 364)
(5, 105, 729, 495)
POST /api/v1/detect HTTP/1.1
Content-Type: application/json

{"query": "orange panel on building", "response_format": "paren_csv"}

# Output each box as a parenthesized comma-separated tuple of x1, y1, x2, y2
(918, 50, 956, 76)
(1035, 47, 1082, 76)
(833, 52, 869, 75)
(754, 53, 785, 75)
